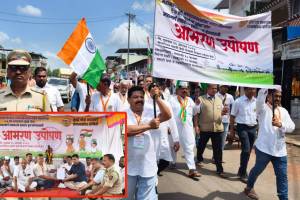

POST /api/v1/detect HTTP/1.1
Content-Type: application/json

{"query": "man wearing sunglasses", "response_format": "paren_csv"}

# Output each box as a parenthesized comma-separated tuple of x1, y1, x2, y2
(0, 50, 51, 112)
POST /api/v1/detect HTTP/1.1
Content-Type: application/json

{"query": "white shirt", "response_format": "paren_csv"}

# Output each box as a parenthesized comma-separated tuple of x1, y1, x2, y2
(1, 165, 12, 177)
(93, 168, 105, 184)
(255, 89, 295, 157)
(63, 163, 72, 171)
(76, 82, 88, 112)
(162, 88, 171, 102)
(231, 95, 257, 126)
(117, 93, 130, 111)
(216, 92, 234, 123)
(90, 91, 122, 112)
(35, 83, 64, 111)
(33, 163, 49, 176)
(127, 107, 158, 177)
(13, 165, 34, 183)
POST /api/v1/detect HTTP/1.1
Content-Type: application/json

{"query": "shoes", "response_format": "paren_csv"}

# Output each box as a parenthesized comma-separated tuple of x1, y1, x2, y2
(244, 187, 259, 200)
(188, 170, 202, 178)
(169, 163, 176, 169)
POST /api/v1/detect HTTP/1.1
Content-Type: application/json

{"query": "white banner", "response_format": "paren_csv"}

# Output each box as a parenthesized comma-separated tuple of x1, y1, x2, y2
(153, 0, 275, 88)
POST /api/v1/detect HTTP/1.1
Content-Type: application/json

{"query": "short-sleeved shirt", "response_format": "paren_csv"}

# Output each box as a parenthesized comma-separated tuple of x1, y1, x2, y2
(13, 165, 34, 183)
(231, 95, 257, 126)
(127, 108, 158, 177)
(90, 92, 122, 112)
(69, 162, 87, 182)
(93, 168, 105, 184)
(101, 166, 122, 194)
(33, 163, 49, 177)
(0, 86, 51, 112)
(35, 83, 64, 111)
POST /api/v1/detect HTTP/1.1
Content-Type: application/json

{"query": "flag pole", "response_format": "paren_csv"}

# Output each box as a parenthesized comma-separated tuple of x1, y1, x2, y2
(87, 83, 90, 96)
(272, 90, 275, 118)
(153, 95, 157, 118)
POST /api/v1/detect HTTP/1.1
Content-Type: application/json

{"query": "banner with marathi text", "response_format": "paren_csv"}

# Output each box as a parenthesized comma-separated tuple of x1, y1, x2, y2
(153, 0, 274, 88)
(0, 113, 125, 159)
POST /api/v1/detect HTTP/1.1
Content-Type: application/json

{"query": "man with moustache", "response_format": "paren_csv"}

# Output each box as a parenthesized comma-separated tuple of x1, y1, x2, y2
(244, 88, 295, 200)
(85, 77, 122, 112)
(34, 67, 64, 112)
(169, 81, 201, 178)
(0, 50, 51, 112)
(127, 86, 171, 200)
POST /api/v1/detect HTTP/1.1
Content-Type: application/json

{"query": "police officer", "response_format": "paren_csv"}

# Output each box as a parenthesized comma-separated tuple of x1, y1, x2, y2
(87, 154, 122, 196)
(0, 50, 51, 112)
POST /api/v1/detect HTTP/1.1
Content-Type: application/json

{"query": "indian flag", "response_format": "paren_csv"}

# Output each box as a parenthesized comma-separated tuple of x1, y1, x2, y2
(57, 18, 106, 88)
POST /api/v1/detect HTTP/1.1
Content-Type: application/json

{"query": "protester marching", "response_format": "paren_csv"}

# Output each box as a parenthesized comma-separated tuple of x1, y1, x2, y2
(0, 0, 299, 200)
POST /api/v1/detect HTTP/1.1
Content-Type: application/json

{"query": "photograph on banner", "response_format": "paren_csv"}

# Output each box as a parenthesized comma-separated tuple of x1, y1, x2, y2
(153, 0, 274, 88)
(0, 112, 126, 198)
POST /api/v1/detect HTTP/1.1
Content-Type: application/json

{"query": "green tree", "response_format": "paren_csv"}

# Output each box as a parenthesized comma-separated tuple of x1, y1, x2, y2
(47, 68, 52, 76)
(52, 69, 60, 77)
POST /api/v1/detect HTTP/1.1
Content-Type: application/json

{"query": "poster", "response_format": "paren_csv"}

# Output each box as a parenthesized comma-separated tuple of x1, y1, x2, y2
(0, 113, 125, 161)
(153, 0, 274, 88)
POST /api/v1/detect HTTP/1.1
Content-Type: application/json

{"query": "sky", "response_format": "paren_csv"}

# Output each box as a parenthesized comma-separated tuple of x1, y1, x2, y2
(0, 0, 223, 69)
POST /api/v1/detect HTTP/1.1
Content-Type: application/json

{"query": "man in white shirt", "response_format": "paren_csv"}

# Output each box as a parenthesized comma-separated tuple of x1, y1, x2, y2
(144, 83, 180, 176)
(12, 158, 37, 192)
(127, 86, 171, 200)
(169, 81, 201, 178)
(78, 158, 105, 195)
(144, 75, 153, 101)
(216, 85, 235, 150)
(118, 80, 130, 111)
(244, 88, 295, 200)
(0, 157, 13, 188)
(34, 67, 64, 112)
(229, 87, 257, 183)
(33, 154, 57, 189)
(11, 156, 20, 175)
(85, 77, 122, 112)
(26, 153, 35, 169)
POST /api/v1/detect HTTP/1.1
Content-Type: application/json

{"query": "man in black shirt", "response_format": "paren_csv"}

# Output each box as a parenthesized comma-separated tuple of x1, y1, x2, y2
(63, 154, 88, 190)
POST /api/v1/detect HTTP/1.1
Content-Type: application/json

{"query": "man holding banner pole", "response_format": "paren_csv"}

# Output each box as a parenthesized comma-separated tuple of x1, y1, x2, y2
(244, 88, 295, 200)
(127, 86, 171, 200)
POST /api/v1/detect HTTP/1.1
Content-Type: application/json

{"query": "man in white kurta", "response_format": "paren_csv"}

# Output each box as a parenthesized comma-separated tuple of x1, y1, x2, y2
(117, 80, 130, 111)
(169, 81, 201, 178)
(12, 159, 37, 192)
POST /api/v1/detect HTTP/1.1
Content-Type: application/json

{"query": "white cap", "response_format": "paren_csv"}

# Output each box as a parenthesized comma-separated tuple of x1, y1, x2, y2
(178, 81, 188, 88)
(4, 156, 10, 160)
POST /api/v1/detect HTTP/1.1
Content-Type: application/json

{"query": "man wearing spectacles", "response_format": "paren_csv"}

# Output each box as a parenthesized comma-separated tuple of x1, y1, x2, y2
(0, 50, 51, 112)
(12, 158, 37, 192)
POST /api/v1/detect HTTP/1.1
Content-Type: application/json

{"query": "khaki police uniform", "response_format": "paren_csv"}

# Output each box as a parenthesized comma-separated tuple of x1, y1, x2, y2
(101, 166, 122, 195)
(0, 85, 51, 112)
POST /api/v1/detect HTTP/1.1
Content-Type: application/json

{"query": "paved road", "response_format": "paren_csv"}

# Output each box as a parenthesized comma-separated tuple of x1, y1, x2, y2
(157, 143, 300, 200)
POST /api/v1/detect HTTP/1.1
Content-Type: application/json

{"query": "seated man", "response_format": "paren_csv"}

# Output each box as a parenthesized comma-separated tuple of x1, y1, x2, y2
(33, 154, 57, 189)
(86, 154, 122, 196)
(62, 154, 87, 190)
(12, 158, 37, 192)
(0, 156, 13, 189)
(62, 155, 73, 172)
(11, 156, 20, 174)
(78, 158, 105, 195)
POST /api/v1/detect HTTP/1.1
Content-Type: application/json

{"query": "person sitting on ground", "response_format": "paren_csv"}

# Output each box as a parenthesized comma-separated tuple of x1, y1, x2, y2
(0, 157, 13, 188)
(86, 154, 122, 196)
(33, 154, 57, 189)
(12, 158, 37, 192)
(62, 154, 87, 190)
(78, 157, 106, 195)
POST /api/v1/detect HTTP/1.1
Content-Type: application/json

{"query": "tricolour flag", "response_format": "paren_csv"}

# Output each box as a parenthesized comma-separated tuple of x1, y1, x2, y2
(57, 18, 106, 88)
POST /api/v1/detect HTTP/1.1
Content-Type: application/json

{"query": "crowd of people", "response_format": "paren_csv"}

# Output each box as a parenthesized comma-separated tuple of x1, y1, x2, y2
(0, 49, 297, 200)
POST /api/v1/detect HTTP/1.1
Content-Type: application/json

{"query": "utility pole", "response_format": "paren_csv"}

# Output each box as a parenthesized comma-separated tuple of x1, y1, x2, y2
(126, 12, 136, 75)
